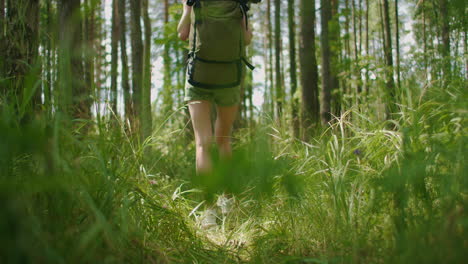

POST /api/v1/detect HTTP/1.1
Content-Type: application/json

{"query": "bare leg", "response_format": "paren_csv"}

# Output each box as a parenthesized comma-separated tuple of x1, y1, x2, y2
(215, 104, 239, 159)
(188, 100, 213, 174)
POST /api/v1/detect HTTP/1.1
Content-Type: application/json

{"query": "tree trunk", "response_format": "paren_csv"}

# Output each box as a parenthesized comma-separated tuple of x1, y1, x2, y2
(266, 0, 274, 117)
(119, 0, 133, 124)
(262, 3, 271, 114)
(381, 0, 396, 120)
(288, 0, 299, 137)
(111, 0, 119, 115)
(141, 0, 153, 139)
(364, 0, 369, 95)
(440, 0, 450, 81)
(4, 0, 41, 114)
(422, 2, 428, 80)
(300, 0, 319, 138)
(274, 0, 283, 119)
(28, 0, 41, 111)
(395, 0, 401, 90)
(330, 0, 341, 118)
(465, 31, 468, 80)
(320, 0, 332, 124)
(0, 0, 4, 80)
(352, 0, 362, 95)
(162, 0, 172, 118)
(343, 0, 351, 99)
(58, 0, 88, 121)
(130, 0, 143, 132)
(0, 0, 4, 33)
(84, 0, 97, 120)
(44, 0, 53, 116)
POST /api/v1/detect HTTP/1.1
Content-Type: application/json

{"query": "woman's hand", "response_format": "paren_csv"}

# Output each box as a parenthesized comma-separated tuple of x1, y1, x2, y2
(177, 0, 192, 41)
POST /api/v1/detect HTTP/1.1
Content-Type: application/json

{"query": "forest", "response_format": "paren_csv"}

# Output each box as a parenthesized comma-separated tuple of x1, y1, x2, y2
(0, 0, 467, 263)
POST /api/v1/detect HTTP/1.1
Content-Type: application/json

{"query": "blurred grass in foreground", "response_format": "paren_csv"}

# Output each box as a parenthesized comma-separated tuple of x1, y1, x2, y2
(1, 81, 467, 263)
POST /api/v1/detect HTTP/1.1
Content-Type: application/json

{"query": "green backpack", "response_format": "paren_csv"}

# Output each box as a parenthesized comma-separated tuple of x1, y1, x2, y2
(186, 0, 261, 89)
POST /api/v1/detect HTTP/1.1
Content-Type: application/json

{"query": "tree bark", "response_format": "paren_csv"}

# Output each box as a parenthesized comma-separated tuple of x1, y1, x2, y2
(352, 0, 362, 95)
(0, 0, 4, 33)
(300, 0, 319, 137)
(288, 0, 298, 136)
(266, 0, 274, 117)
(111, 0, 119, 115)
(162, 0, 172, 118)
(44, 0, 53, 116)
(395, 0, 401, 90)
(274, 0, 283, 119)
(130, 0, 143, 131)
(440, 0, 451, 81)
(58, 0, 88, 121)
(141, 0, 153, 139)
(381, 0, 396, 120)
(364, 0, 369, 95)
(0, 0, 4, 80)
(119, 0, 133, 123)
(320, 0, 332, 124)
(4, 0, 41, 114)
(330, 0, 341, 118)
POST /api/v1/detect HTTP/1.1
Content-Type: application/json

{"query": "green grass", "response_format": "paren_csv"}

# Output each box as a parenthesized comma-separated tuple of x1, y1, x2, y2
(1, 82, 467, 263)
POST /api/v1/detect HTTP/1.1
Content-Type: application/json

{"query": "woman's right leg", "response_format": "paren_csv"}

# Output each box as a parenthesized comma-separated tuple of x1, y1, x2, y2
(188, 100, 213, 174)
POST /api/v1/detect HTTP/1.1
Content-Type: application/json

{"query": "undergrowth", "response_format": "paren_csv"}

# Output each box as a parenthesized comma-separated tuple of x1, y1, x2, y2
(1, 84, 467, 263)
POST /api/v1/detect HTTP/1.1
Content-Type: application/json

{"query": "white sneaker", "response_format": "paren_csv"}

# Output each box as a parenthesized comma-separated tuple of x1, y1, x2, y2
(200, 208, 218, 230)
(216, 194, 234, 215)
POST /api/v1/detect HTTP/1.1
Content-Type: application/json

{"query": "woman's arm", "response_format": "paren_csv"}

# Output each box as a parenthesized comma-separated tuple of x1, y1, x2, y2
(242, 15, 253, 46)
(177, 0, 192, 41)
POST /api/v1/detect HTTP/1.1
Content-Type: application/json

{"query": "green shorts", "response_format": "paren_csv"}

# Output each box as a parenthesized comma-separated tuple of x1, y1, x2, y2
(184, 81, 241, 107)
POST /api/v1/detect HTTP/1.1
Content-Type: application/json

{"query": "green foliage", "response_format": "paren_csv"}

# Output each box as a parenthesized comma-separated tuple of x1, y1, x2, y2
(1, 78, 467, 263)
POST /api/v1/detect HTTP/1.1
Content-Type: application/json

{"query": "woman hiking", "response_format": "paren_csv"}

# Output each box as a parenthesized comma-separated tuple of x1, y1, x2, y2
(177, 0, 255, 229)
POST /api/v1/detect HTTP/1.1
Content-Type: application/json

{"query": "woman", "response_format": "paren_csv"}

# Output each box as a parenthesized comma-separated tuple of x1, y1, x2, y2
(177, 0, 253, 229)
(177, 0, 252, 229)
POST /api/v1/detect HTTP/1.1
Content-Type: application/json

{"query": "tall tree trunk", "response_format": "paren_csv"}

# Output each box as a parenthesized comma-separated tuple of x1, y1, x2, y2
(119, 0, 133, 124)
(465, 31, 468, 80)
(422, 1, 428, 80)
(95, 1, 107, 118)
(381, 0, 396, 120)
(395, 0, 401, 90)
(358, 0, 363, 55)
(0, 0, 5, 80)
(262, 4, 271, 114)
(44, 0, 53, 116)
(440, 0, 450, 81)
(288, 0, 298, 136)
(130, 0, 143, 132)
(111, 0, 119, 115)
(330, 0, 341, 118)
(5, 0, 41, 115)
(162, 0, 172, 118)
(364, 0, 369, 95)
(266, 0, 274, 117)
(28, 0, 41, 111)
(59, 0, 88, 121)
(84, 0, 96, 116)
(320, 0, 332, 124)
(274, 0, 283, 119)
(141, 0, 152, 139)
(0, 0, 4, 32)
(352, 0, 362, 95)
(300, 0, 319, 138)
(343, 0, 351, 97)
(378, 0, 386, 55)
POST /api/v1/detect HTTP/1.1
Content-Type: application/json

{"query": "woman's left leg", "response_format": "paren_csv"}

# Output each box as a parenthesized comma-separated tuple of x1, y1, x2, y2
(214, 104, 239, 158)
